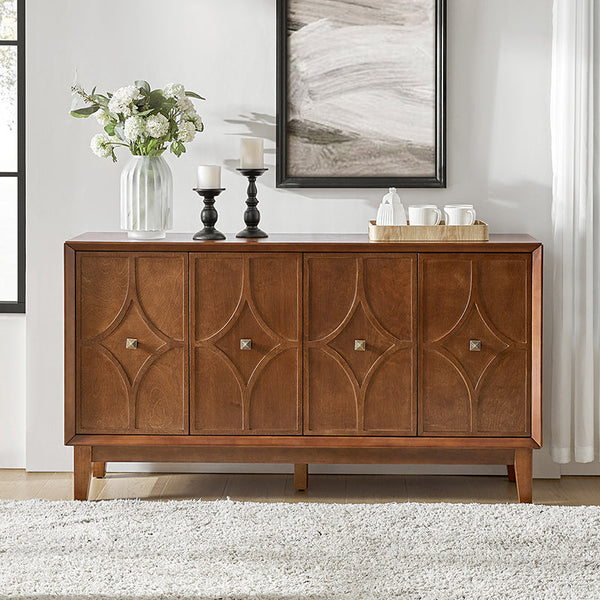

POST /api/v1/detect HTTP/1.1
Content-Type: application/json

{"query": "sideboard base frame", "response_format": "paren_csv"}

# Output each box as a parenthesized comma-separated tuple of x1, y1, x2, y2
(71, 439, 534, 503)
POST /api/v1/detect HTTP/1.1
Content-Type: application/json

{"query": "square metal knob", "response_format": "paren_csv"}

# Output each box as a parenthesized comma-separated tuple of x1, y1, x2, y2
(354, 339, 366, 352)
(240, 339, 252, 351)
(126, 338, 138, 350)
(469, 340, 481, 352)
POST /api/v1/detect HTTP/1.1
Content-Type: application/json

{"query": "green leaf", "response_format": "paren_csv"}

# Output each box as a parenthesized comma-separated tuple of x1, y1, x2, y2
(185, 91, 205, 100)
(91, 95, 108, 107)
(135, 80, 151, 94)
(137, 109, 155, 117)
(146, 139, 166, 156)
(70, 106, 100, 118)
(148, 90, 166, 109)
(170, 141, 186, 157)
(104, 123, 116, 136)
(114, 123, 126, 141)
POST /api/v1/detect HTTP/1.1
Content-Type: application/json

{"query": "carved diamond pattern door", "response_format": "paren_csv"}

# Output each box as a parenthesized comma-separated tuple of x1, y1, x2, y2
(305, 254, 417, 435)
(419, 254, 531, 436)
(76, 253, 188, 434)
(191, 253, 302, 435)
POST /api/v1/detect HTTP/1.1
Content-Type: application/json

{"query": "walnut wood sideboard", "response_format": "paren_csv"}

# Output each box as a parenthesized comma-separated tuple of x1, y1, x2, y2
(64, 233, 542, 502)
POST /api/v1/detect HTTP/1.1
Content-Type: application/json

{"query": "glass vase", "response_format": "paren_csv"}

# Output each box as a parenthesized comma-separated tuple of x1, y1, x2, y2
(120, 156, 173, 239)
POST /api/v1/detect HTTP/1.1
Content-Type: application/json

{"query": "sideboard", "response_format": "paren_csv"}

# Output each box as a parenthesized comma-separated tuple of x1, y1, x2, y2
(64, 233, 542, 502)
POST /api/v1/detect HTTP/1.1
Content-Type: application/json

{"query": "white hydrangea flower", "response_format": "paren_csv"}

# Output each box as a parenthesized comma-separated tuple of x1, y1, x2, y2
(124, 115, 147, 141)
(164, 83, 185, 99)
(177, 121, 196, 143)
(176, 96, 195, 118)
(191, 113, 204, 132)
(90, 133, 113, 159)
(95, 110, 112, 127)
(186, 107, 199, 122)
(108, 85, 143, 117)
(146, 113, 169, 139)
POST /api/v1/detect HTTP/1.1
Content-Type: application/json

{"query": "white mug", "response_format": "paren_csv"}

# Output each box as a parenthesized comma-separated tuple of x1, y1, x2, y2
(408, 205, 442, 226)
(444, 204, 476, 226)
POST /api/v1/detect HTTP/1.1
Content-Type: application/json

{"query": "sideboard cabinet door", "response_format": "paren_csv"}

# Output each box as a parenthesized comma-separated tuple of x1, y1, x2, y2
(419, 254, 531, 436)
(191, 253, 302, 435)
(305, 254, 417, 435)
(76, 252, 189, 434)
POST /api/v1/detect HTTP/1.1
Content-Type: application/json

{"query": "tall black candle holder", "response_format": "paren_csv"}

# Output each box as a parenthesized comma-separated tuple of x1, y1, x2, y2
(236, 168, 268, 238)
(193, 188, 226, 241)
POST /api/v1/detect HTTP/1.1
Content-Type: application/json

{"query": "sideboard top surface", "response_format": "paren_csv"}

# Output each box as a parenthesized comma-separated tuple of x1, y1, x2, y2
(66, 232, 542, 253)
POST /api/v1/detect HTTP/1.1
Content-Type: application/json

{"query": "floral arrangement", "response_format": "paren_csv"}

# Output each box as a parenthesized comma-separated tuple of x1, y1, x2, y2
(71, 80, 204, 162)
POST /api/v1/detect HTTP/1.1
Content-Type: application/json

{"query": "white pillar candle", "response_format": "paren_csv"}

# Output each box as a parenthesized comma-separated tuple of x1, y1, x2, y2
(197, 165, 221, 189)
(240, 138, 264, 169)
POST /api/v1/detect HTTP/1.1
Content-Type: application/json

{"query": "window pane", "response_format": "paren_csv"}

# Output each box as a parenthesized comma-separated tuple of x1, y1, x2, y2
(0, 46, 17, 171)
(0, 0, 16, 40)
(0, 177, 18, 302)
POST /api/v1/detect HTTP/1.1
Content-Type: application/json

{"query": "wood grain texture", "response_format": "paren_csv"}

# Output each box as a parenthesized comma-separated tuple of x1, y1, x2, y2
(64, 245, 76, 444)
(74, 446, 91, 501)
(507, 464, 516, 482)
(91, 445, 515, 466)
(74, 434, 540, 449)
(294, 464, 308, 490)
(8, 470, 600, 506)
(65, 236, 542, 504)
(369, 221, 489, 242)
(191, 254, 302, 435)
(92, 462, 106, 478)
(514, 448, 533, 503)
(76, 253, 188, 435)
(305, 254, 417, 435)
(66, 233, 542, 254)
(419, 254, 531, 437)
(531, 246, 543, 447)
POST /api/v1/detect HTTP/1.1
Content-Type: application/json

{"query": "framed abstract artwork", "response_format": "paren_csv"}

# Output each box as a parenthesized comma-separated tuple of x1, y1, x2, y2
(276, 0, 446, 188)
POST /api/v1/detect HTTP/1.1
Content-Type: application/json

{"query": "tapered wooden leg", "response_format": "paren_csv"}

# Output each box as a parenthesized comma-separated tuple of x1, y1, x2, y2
(294, 464, 308, 491)
(514, 449, 532, 503)
(507, 464, 516, 482)
(93, 462, 106, 478)
(74, 446, 92, 501)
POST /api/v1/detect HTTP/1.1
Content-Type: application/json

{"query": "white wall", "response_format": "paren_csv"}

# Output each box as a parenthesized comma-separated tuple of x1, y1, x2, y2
(0, 315, 25, 468)
(16, 0, 557, 474)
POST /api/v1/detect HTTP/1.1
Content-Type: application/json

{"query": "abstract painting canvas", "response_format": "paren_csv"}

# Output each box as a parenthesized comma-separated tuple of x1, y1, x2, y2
(277, 0, 446, 188)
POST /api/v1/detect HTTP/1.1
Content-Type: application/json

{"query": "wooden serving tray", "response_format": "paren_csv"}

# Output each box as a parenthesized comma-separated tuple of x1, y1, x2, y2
(368, 220, 489, 242)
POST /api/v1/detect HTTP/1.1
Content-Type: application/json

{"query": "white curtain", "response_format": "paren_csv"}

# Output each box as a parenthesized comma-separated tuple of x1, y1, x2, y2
(551, 0, 599, 463)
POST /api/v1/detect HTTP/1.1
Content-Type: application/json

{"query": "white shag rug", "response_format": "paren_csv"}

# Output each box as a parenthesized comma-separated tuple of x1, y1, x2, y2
(0, 500, 599, 599)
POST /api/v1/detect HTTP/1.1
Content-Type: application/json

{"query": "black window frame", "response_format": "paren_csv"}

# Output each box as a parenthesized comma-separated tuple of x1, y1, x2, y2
(0, 0, 24, 313)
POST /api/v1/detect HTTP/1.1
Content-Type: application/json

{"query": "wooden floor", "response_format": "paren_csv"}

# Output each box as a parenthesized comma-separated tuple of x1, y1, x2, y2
(0, 470, 599, 504)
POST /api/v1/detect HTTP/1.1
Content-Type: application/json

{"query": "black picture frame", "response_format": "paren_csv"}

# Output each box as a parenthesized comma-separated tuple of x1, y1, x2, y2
(276, 0, 446, 189)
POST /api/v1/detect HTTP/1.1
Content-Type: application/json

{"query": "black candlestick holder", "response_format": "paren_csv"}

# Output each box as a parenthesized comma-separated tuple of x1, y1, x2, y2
(236, 168, 268, 238)
(193, 188, 226, 240)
